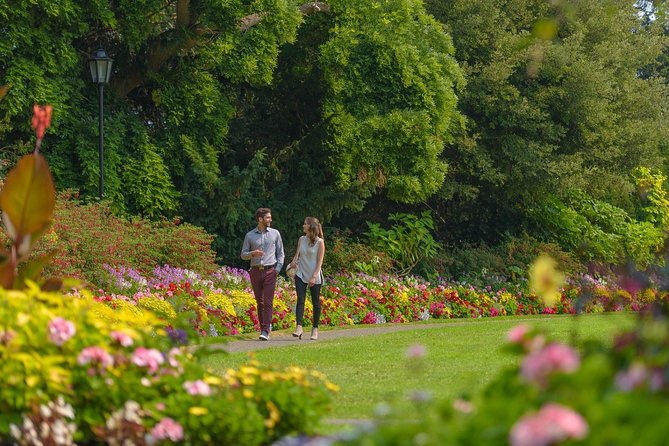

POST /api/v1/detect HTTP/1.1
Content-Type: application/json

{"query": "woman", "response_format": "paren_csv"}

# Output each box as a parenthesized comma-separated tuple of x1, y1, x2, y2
(288, 217, 325, 340)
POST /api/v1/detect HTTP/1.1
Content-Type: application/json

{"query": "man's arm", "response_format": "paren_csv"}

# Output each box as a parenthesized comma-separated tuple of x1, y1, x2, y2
(241, 233, 252, 260)
(275, 231, 285, 272)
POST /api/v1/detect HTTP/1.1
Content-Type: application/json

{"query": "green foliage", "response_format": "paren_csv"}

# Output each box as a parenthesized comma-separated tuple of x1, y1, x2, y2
(320, 0, 464, 203)
(366, 211, 439, 276)
(530, 190, 665, 267)
(324, 231, 394, 275)
(122, 139, 180, 218)
(425, 0, 669, 246)
(441, 235, 582, 285)
(632, 166, 669, 229)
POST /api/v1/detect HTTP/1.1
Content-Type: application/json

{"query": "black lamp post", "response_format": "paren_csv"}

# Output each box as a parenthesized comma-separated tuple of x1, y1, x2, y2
(88, 48, 113, 198)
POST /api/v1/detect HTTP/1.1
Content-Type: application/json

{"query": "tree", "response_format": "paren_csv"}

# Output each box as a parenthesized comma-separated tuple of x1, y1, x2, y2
(424, 0, 669, 248)
(0, 0, 465, 263)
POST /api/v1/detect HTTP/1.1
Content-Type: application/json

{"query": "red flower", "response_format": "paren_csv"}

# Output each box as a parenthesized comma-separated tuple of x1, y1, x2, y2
(31, 104, 53, 150)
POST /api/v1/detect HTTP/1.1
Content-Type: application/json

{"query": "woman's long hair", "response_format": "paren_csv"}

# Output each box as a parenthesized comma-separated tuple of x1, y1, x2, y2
(305, 217, 323, 245)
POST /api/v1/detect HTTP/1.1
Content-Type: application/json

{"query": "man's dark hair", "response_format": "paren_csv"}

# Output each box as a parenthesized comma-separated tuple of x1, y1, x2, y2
(255, 207, 271, 221)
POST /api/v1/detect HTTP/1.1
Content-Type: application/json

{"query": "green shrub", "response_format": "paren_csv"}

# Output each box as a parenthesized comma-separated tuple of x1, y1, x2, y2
(366, 211, 440, 276)
(440, 235, 581, 285)
(325, 230, 394, 276)
(0, 191, 218, 285)
(529, 188, 667, 268)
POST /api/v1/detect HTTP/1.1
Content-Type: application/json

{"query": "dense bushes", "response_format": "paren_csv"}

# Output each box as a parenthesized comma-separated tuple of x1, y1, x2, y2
(440, 234, 584, 286)
(0, 191, 218, 285)
(325, 231, 394, 276)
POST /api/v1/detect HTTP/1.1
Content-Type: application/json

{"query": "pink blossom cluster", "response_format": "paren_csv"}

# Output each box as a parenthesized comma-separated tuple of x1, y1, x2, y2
(183, 380, 212, 396)
(131, 347, 164, 373)
(509, 403, 588, 446)
(47, 318, 76, 346)
(507, 324, 530, 344)
(521, 343, 580, 386)
(77, 346, 114, 369)
(110, 331, 133, 347)
(150, 417, 183, 442)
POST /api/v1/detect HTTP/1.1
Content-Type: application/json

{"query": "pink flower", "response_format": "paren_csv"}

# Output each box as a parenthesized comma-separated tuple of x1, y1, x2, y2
(521, 343, 580, 386)
(48, 317, 76, 346)
(184, 380, 212, 396)
(131, 347, 164, 373)
(77, 346, 114, 368)
(110, 331, 133, 347)
(167, 348, 183, 368)
(405, 344, 427, 360)
(510, 403, 588, 446)
(151, 417, 183, 442)
(507, 324, 530, 344)
(540, 404, 588, 439)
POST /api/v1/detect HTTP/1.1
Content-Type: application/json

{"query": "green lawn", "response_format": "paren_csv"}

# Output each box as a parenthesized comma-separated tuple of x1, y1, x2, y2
(203, 314, 634, 421)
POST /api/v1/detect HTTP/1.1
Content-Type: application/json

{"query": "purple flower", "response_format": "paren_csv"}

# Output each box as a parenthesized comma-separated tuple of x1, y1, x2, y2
(48, 317, 76, 346)
(167, 328, 188, 345)
(150, 265, 201, 287)
(151, 417, 183, 442)
(615, 363, 648, 392)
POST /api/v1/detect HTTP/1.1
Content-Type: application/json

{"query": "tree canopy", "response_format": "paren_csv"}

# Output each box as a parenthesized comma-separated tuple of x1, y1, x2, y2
(1, 0, 668, 268)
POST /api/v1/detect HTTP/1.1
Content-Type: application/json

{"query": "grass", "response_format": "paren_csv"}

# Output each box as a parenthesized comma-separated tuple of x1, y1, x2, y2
(203, 313, 634, 422)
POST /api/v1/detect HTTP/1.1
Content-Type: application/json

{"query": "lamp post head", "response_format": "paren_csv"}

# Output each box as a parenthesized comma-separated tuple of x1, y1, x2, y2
(88, 48, 113, 85)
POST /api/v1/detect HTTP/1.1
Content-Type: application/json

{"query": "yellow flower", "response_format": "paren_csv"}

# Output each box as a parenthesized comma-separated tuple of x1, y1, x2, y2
(243, 389, 254, 399)
(204, 375, 223, 386)
(264, 401, 280, 429)
(188, 406, 209, 416)
(529, 255, 564, 307)
(325, 381, 340, 393)
(204, 293, 236, 317)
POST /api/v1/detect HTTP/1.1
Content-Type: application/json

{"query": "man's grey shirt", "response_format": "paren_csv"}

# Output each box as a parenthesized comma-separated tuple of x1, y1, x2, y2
(241, 227, 285, 272)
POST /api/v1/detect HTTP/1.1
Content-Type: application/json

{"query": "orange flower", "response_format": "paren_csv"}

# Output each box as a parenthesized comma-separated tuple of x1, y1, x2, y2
(31, 104, 53, 149)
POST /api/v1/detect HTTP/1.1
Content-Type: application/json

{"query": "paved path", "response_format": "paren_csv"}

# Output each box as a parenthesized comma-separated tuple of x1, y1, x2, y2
(207, 322, 450, 353)
(206, 316, 559, 353)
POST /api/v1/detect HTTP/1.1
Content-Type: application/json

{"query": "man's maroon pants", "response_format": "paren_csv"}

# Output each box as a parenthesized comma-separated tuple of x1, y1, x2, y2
(249, 267, 277, 333)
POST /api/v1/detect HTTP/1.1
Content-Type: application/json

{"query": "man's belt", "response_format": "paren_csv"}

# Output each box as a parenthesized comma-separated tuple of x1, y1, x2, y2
(251, 263, 276, 271)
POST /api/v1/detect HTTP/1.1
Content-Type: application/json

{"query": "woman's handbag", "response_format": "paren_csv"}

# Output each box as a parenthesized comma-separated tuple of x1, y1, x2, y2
(286, 263, 297, 280)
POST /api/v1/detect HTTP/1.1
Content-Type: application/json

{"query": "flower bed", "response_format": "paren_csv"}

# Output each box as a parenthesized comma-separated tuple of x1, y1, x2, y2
(0, 286, 337, 445)
(93, 265, 667, 336)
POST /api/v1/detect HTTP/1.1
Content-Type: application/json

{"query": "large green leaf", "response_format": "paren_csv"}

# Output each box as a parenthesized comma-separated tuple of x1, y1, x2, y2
(0, 154, 55, 242)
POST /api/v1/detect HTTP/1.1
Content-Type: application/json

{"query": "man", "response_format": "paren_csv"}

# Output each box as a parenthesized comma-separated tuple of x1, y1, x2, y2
(241, 208, 285, 340)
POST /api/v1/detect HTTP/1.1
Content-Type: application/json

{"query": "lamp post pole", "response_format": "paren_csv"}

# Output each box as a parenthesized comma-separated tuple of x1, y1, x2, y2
(97, 82, 105, 198)
(88, 47, 113, 199)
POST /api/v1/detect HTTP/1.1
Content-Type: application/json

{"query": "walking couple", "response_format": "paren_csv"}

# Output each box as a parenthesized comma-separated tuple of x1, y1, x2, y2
(240, 208, 324, 341)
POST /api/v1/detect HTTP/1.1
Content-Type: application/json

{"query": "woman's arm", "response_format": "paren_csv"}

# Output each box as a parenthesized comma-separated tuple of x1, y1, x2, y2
(289, 237, 302, 266)
(309, 239, 325, 287)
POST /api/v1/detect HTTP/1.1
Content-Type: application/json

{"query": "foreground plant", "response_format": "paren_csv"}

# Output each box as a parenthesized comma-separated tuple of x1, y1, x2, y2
(336, 304, 669, 445)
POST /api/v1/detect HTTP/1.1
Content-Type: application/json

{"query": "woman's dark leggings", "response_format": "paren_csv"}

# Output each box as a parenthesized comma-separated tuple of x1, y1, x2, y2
(295, 275, 321, 328)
